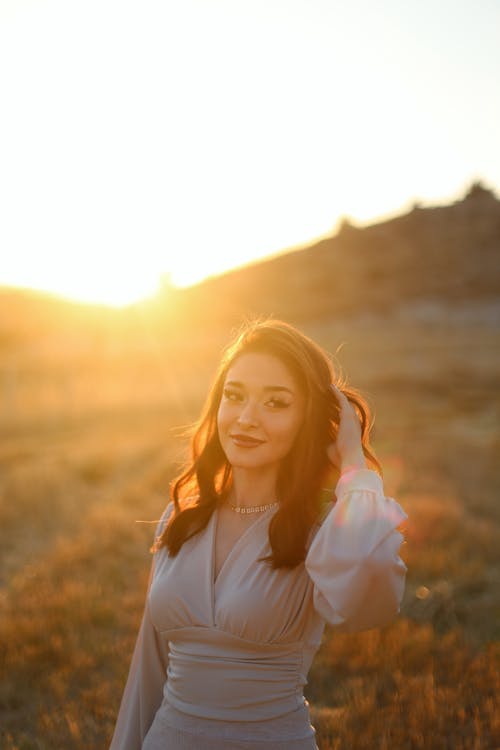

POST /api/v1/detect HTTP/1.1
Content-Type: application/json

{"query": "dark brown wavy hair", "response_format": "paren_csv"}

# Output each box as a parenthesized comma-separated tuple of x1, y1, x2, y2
(154, 319, 381, 569)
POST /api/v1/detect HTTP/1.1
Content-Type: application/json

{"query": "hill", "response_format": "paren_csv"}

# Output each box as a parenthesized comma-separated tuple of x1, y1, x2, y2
(1, 181, 499, 346)
(157, 181, 500, 329)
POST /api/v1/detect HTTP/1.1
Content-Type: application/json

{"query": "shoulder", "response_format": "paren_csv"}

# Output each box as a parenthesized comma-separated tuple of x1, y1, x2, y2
(153, 494, 201, 539)
(154, 501, 175, 540)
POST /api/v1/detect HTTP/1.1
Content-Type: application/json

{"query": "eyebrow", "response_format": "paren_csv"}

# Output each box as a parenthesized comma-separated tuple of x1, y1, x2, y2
(224, 380, 294, 395)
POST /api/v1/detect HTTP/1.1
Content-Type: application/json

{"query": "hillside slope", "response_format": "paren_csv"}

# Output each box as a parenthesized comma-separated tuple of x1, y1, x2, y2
(1, 182, 499, 345)
(163, 182, 500, 328)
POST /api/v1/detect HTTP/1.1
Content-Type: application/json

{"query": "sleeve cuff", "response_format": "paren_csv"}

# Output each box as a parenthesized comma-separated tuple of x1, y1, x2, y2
(335, 468, 384, 498)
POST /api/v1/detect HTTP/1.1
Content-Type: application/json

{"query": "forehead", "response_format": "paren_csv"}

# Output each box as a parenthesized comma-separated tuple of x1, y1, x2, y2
(224, 351, 297, 389)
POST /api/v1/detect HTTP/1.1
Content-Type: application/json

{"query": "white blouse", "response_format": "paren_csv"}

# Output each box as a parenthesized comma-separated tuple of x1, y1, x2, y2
(109, 469, 407, 749)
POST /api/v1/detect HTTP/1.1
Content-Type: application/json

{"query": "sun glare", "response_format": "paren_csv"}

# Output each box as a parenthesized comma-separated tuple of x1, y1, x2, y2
(1, 266, 163, 308)
(1, 1, 499, 306)
(59, 276, 162, 307)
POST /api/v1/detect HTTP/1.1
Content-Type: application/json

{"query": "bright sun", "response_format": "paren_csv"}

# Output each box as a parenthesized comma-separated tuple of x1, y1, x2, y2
(0, 1, 496, 306)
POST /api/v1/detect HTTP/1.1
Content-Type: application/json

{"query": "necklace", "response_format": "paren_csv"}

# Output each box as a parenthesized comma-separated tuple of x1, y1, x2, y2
(229, 500, 279, 514)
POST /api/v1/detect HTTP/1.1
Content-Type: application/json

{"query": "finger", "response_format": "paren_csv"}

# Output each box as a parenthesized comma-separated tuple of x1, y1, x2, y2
(329, 384, 350, 407)
(329, 383, 343, 397)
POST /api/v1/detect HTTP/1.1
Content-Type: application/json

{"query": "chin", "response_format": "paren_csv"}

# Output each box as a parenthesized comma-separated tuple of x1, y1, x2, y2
(226, 454, 267, 470)
(225, 451, 282, 474)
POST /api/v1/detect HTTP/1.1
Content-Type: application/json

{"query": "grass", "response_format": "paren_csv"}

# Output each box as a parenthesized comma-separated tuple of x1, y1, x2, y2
(0, 313, 499, 749)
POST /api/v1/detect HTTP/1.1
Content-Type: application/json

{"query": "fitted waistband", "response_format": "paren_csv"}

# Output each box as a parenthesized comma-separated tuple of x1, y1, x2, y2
(163, 627, 307, 721)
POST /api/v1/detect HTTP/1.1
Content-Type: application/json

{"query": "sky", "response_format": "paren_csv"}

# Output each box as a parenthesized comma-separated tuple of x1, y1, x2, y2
(0, 0, 499, 305)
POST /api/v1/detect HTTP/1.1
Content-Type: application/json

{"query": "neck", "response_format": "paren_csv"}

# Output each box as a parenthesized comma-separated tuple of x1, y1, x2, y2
(229, 466, 279, 508)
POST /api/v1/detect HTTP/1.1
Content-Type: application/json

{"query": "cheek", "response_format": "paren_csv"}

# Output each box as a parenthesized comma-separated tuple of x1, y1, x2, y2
(216, 405, 225, 435)
(217, 402, 232, 435)
(274, 413, 303, 448)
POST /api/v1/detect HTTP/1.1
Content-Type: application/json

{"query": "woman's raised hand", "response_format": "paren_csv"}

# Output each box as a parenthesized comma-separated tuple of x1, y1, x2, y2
(327, 384, 367, 473)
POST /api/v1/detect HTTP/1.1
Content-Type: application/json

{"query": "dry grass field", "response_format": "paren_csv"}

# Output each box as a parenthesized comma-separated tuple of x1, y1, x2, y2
(0, 301, 499, 749)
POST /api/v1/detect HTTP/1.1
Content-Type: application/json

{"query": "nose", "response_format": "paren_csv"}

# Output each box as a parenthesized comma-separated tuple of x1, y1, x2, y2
(237, 399, 259, 427)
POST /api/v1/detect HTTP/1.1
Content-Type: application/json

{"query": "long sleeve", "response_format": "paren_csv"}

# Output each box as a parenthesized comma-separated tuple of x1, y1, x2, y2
(109, 505, 173, 750)
(305, 469, 407, 632)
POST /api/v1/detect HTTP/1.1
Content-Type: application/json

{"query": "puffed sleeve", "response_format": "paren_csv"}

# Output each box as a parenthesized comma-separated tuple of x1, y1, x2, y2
(305, 469, 407, 632)
(109, 503, 173, 750)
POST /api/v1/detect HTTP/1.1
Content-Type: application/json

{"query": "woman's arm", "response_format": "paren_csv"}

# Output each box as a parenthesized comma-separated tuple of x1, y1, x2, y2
(305, 468, 407, 632)
(109, 505, 173, 750)
(304, 386, 407, 631)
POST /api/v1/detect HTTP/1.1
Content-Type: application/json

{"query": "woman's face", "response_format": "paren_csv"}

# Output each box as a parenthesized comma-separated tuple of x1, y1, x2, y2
(217, 351, 305, 474)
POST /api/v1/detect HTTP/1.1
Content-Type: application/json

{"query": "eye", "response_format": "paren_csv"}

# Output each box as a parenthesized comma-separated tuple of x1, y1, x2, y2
(223, 387, 243, 402)
(265, 397, 291, 409)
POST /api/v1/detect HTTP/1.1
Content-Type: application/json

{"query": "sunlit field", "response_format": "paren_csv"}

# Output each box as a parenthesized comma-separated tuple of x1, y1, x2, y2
(0, 299, 499, 749)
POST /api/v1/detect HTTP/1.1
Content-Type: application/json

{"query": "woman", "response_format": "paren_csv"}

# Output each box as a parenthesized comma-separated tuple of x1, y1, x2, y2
(109, 319, 407, 750)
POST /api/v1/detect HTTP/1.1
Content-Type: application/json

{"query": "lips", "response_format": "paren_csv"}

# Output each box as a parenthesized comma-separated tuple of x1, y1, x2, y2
(230, 433, 265, 447)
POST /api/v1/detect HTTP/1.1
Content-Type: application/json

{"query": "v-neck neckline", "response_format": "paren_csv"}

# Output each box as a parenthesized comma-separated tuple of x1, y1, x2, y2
(210, 505, 271, 590)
